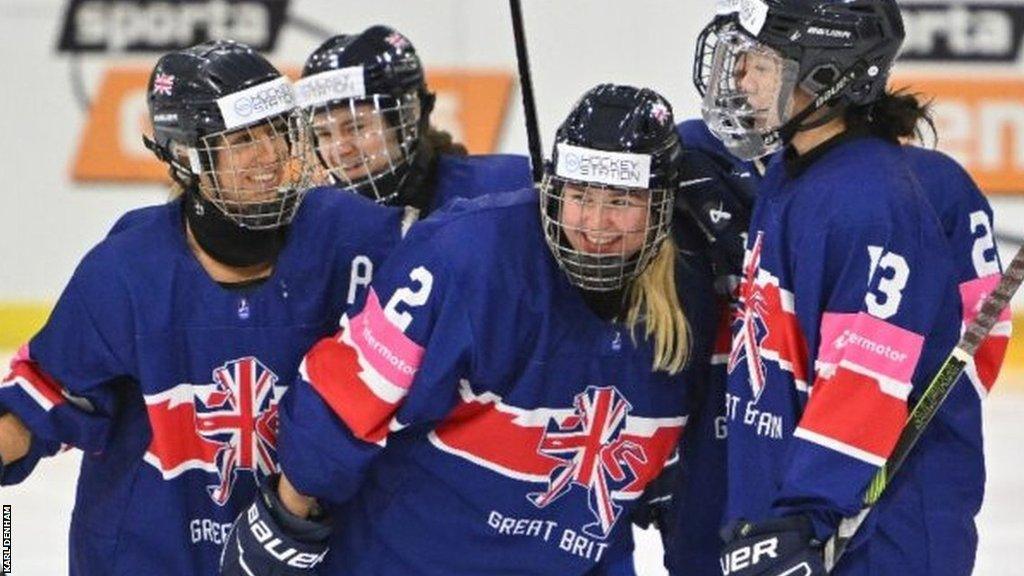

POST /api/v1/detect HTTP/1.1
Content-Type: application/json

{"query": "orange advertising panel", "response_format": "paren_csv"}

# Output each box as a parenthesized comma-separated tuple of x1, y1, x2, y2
(893, 74, 1024, 195)
(72, 67, 514, 183)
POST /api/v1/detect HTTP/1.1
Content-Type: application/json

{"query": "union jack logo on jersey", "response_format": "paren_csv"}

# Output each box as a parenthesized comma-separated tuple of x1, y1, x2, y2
(195, 357, 280, 505)
(385, 31, 410, 49)
(152, 73, 174, 96)
(729, 231, 771, 401)
(528, 386, 647, 539)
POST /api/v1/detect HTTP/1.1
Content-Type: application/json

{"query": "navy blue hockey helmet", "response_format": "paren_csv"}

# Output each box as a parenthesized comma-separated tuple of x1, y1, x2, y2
(294, 25, 435, 205)
(541, 84, 682, 292)
(694, 0, 905, 159)
(144, 40, 311, 230)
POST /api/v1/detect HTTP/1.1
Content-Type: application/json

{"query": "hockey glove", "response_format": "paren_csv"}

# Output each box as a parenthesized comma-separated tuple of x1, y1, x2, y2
(675, 148, 756, 284)
(220, 474, 332, 576)
(629, 453, 680, 531)
(719, 515, 826, 576)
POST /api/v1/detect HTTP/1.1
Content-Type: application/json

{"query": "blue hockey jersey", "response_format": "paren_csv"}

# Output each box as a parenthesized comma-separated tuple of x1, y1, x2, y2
(661, 121, 1009, 576)
(726, 134, 987, 575)
(0, 188, 404, 576)
(276, 188, 700, 575)
(429, 153, 533, 212)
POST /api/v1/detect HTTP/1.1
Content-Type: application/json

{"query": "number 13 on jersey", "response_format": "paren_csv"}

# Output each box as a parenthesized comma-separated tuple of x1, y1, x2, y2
(866, 246, 909, 319)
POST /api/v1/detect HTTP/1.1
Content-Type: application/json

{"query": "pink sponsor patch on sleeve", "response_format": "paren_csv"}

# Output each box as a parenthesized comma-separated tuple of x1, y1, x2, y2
(11, 343, 30, 366)
(818, 312, 924, 383)
(347, 289, 425, 391)
(960, 274, 1013, 326)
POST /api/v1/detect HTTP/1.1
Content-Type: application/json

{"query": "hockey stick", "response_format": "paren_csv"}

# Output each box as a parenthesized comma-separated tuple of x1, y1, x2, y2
(823, 242, 1024, 571)
(508, 0, 544, 183)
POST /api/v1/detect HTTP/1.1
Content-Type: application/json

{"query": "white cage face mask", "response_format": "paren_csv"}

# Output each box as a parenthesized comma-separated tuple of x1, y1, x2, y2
(699, 24, 801, 160)
(306, 93, 422, 204)
(190, 112, 312, 230)
(540, 175, 673, 292)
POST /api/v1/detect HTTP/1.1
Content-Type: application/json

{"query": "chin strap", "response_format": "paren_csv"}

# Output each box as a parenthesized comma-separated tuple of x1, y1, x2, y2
(143, 134, 197, 188)
(767, 59, 870, 149)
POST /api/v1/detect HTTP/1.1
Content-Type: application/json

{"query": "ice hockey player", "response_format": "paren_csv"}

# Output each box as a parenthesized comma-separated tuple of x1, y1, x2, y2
(294, 24, 532, 215)
(686, 0, 1001, 573)
(219, 84, 718, 575)
(0, 40, 407, 575)
(647, 123, 1010, 575)
(635, 92, 1009, 576)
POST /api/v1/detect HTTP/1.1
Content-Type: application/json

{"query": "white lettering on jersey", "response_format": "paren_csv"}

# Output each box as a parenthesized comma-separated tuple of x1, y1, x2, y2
(866, 246, 910, 319)
(347, 255, 374, 305)
(383, 266, 435, 332)
(969, 210, 1000, 277)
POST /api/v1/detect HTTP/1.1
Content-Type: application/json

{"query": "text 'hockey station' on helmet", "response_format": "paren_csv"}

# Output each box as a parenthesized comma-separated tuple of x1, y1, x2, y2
(294, 25, 436, 205)
(144, 39, 312, 231)
(693, 0, 905, 160)
(541, 84, 683, 292)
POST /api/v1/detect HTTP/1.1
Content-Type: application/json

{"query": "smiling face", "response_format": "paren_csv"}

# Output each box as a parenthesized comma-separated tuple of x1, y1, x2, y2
(311, 101, 405, 184)
(199, 118, 293, 206)
(558, 183, 651, 258)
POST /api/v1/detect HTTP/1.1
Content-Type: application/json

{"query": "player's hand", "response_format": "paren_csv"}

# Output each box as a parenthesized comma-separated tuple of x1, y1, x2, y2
(675, 148, 756, 283)
(0, 412, 32, 467)
(628, 454, 680, 531)
(719, 515, 826, 576)
(220, 474, 331, 575)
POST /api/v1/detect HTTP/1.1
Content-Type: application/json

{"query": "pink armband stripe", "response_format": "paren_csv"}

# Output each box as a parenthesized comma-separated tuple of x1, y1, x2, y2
(960, 274, 1013, 326)
(818, 312, 923, 385)
(347, 290, 424, 393)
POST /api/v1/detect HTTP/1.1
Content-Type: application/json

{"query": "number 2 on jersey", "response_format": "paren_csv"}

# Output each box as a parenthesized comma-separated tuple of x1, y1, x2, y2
(969, 210, 1000, 277)
(383, 266, 435, 332)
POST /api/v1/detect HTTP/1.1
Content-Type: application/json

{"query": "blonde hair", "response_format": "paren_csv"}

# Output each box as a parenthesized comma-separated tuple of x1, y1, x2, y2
(168, 181, 186, 201)
(624, 236, 690, 374)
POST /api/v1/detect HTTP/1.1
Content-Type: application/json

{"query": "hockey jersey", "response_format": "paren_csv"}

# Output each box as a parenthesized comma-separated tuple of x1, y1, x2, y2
(277, 188, 705, 575)
(660, 121, 1009, 576)
(0, 188, 404, 576)
(726, 134, 991, 575)
(429, 153, 533, 212)
(661, 121, 1009, 576)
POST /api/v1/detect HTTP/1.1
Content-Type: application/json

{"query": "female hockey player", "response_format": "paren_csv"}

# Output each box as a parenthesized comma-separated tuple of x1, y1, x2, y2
(0, 41, 408, 576)
(686, 0, 1001, 574)
(645, 127, 1010, 576)
(219, 83, 718, 576)
(294, 25, 532, 214)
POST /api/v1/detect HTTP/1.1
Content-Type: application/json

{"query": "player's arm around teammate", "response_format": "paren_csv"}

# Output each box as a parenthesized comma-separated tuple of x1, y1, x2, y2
(220, 84, 706, 576)
(0, 41, 406, 576)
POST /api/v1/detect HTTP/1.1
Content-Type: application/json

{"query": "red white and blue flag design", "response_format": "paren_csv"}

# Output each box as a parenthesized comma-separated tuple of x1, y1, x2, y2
(152, 73, 175, 96)
(728, 232, 810, 401)
(427, 382, 684, 540)
(528, 386, 647, 539)
(143, 357, 282, 506)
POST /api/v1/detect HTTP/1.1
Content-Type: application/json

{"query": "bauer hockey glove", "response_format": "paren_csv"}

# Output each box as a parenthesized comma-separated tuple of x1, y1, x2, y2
(719, 515, 826, 576)
(220, 474, 332, 575)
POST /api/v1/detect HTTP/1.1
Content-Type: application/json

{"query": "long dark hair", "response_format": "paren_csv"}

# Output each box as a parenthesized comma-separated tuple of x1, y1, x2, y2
(844, 88, 936, 144)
